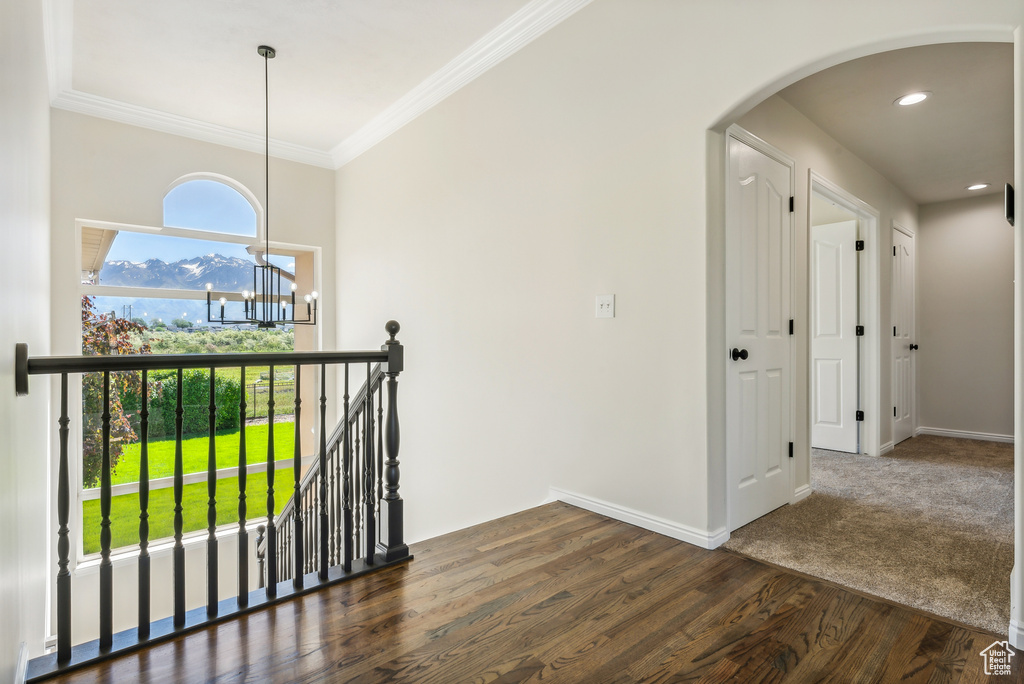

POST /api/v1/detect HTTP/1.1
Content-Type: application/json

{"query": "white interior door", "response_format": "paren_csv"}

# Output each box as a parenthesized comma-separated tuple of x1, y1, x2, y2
(892, 227, 915, 445)
(726, 130, 792, 531)
(811, 220, 859, 453)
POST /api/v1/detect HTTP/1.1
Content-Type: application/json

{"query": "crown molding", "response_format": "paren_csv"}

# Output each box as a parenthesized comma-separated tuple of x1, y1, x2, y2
(331, 0, 594, 168)
(51, 89, 335, 168)
(44, 0, 592, 171)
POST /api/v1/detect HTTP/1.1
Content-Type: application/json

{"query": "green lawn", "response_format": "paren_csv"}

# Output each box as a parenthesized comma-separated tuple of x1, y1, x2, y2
(83, 467, 295, 554)
(85, 422, 304, 554)
(110, 421, 297, 485)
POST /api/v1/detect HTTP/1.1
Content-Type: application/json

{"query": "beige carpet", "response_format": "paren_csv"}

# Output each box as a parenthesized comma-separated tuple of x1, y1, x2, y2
(723, 435, 1013, 633)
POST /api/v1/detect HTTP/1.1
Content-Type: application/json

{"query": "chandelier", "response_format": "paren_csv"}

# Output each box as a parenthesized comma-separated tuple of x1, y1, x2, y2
(206, 45, 318, 328)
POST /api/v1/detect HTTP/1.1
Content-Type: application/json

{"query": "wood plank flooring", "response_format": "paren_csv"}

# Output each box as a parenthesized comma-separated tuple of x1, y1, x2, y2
(48, 502, 1024, 683)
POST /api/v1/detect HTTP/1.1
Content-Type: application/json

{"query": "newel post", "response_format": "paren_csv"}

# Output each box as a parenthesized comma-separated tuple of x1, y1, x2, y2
(377, 320, 409, 562)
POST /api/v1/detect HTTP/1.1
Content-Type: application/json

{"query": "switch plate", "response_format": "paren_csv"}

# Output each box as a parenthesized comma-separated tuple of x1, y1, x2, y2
(595, 294, 615, 318)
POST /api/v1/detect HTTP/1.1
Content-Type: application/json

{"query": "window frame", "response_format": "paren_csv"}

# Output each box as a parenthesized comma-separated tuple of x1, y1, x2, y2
(73, 204, 323, 564)
(163, 172, 264, 241)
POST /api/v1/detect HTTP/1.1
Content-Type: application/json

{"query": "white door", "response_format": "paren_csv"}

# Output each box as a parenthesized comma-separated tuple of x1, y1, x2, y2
(726, 130, 792, 531)
(811, 220, 859, 453)
(892, 227, 915, 445)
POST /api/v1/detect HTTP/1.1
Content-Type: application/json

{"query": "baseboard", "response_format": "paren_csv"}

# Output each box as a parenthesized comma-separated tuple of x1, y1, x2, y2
(878, 441, 894, 455)
(1009, 619, 1024, 650)
(550, 488, 728, 549)
(15, 642, 28, 684)
(915, 426, 1013, 444)
(793, 484, 812, 503)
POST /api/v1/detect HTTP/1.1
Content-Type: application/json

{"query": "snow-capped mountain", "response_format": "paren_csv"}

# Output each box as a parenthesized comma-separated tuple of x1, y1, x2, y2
(100, 254, 255, 291)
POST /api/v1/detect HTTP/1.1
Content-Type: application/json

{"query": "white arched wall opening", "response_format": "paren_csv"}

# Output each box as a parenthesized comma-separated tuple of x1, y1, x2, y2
(705, 27, 1022, 644)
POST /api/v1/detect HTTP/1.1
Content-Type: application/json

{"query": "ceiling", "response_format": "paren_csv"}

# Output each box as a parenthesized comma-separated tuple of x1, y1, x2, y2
(779, 42, 1013, 206)
(52, 8, 1013, 201)
(51, 0, 582, 168)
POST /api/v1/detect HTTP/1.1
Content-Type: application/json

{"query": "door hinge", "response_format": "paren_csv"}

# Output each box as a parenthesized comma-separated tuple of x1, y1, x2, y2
(893, 326, 897, 337)
(893, 246, 897, 256)
(855, 240, 865, 251)
(894, 406, 897, 417)
(788, 442, 794, 458)
(789, 196, 795, 213)
(856, 410, 864, 422)
(789, 319, 794, 335)
(855, 325, 864, 336)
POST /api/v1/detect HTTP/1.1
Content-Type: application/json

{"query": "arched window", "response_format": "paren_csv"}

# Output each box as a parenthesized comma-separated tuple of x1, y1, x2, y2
(77, 172, 315, 555)
(163, 176, 259, 237)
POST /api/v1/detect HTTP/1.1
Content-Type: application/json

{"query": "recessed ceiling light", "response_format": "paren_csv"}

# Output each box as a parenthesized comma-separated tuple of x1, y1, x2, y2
(894, 91, 931, 106)
(967, 183, 990, 191)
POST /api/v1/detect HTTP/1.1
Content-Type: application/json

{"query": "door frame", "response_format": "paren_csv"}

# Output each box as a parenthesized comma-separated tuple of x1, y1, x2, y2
(891, 221, 917, 446)
(724, 124, 796, 532)
(808, 172, 881, 457)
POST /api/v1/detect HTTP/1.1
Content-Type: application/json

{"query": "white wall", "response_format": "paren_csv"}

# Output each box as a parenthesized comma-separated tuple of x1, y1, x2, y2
(734, 94, 919, 487)
(0, 0, 52, 675)
(49, 110, 338, 643)
(336, 0, 1019, 546)
(918, 193, 1013, 439)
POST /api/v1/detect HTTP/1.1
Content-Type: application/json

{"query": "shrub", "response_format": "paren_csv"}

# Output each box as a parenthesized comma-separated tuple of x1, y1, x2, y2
(149, 369, 242, 439)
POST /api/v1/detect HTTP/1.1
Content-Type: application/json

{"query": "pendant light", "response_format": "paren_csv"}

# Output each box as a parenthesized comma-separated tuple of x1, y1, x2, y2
(206, 45, 318, 328)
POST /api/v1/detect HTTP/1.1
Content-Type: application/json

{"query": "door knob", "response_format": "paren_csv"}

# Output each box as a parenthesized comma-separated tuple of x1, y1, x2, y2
(731, 348, 749, 361)
(909, 344, 919, 351)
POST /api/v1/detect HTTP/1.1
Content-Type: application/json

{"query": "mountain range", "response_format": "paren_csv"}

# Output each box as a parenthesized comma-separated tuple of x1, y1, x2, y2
(100, 254, 255, 291)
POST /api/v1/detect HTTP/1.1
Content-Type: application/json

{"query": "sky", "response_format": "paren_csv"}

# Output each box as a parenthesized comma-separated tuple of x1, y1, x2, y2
(102, 179, 293, 269)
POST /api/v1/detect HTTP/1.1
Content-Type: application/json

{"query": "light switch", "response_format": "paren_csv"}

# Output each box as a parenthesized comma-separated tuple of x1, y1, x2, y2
(595, 294, 615, 318)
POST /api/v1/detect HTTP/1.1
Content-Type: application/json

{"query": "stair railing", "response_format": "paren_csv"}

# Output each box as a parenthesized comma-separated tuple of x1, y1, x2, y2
(15, 321, 409, 682)
(257, 361, 385, 587)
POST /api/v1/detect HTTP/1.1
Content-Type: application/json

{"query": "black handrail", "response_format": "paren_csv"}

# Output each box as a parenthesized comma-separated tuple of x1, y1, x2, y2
(20, 320, 410, 683)
(17, 349, 387, 388)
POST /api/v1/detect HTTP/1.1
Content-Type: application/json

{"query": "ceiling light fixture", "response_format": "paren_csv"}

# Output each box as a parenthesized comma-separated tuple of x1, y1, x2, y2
(967, 183, 991, 191)
(206, 45, 318, 328)
(894, 91, 931, 106)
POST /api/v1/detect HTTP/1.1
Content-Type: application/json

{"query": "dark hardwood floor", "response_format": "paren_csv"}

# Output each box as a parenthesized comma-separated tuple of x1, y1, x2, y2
(49, 502, 1024, 682)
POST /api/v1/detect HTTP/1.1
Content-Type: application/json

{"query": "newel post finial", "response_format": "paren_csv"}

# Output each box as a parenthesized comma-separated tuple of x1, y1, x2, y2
(385, 320, 400, 345)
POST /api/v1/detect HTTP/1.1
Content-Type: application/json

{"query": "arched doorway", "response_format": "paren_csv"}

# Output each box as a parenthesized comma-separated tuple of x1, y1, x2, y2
(707, 30, 1020, 643)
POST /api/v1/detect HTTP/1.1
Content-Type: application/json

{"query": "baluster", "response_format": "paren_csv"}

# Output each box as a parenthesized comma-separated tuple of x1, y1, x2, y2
(300, 495, 307, 575)
(377, 375, 384, 502)
(207, 369, 218, 615)
(100, 371, 113, 649)
(329, 444, 337, 566)
(138, 371, 151, 639)
(174, 368, 186, 626)
(292, 366, 303, 589)
(56, 374, 71, 663)
(237, 366, 249, 607)
(342, 364, 352, 572)
(308, 489, 314, 574)
(318, 364, 329, 579)
(256, 524, 266, 589)
(266, 365, 277, 596)
(377, 377, 384, 537)
(282, 516, 289, 581)
(378, 321, 408, 561)
(333, 445, 341, 566)
(353, 411, 361, 560)
(364, 364, 376, 564)
(307, 489, 314, 574)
